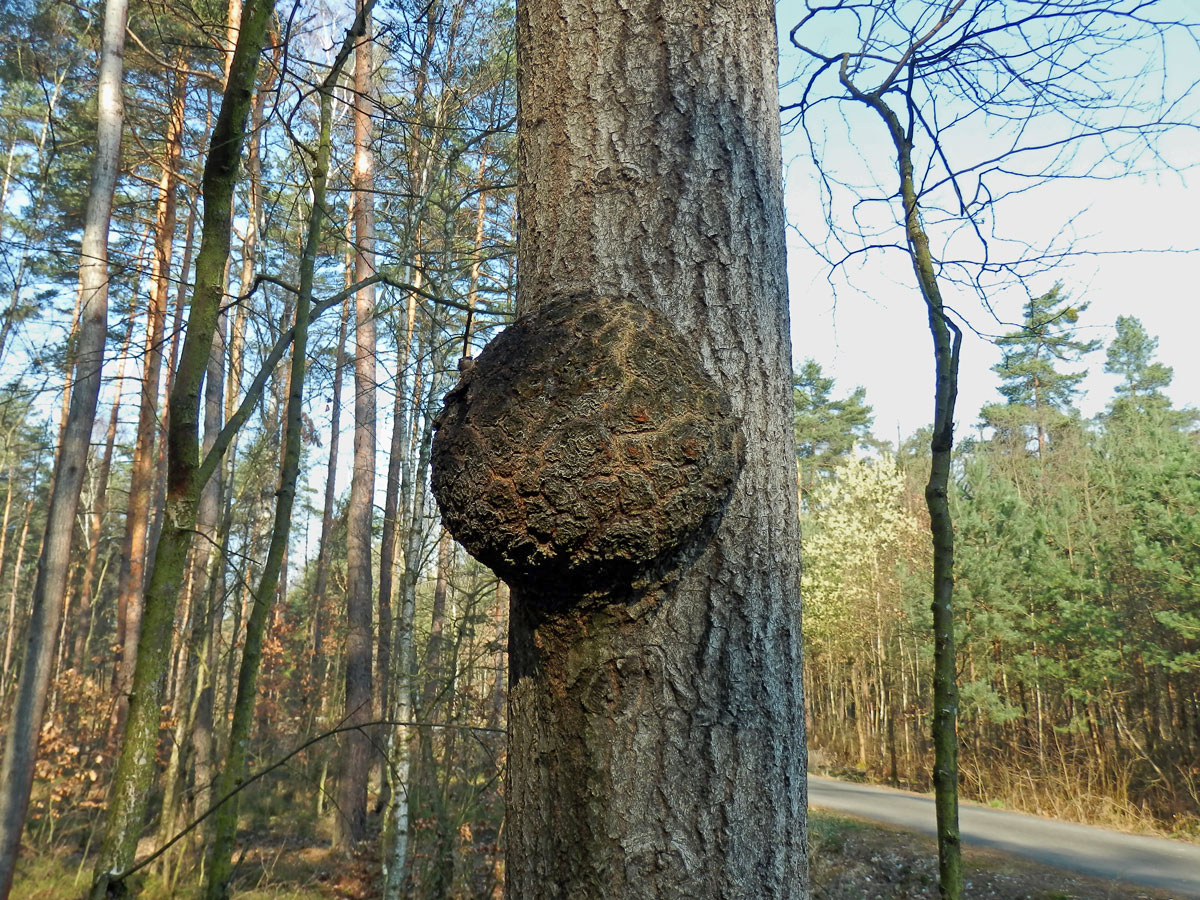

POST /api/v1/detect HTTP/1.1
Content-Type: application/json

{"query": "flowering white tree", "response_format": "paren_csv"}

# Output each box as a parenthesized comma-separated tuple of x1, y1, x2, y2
(803, 455, 923, 772)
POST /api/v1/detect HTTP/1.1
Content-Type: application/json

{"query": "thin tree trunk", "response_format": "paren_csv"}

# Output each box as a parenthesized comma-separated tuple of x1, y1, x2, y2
(335, 0, 377, 849)
(111, 68, 186, 716)
(462, 147, 490, 354)
(203, 15, 364, 888)
(88, 1, 275, 893)
(0, 0, 126, 891)
(904, 121, 964, 900)
(415, 528, 452, 898)
(158, 188, 229, 877)
(0, 486, 38, 696)
(310, 289, 349, 693)
(0, 466, 14, 661)
(383, 327, 442, 900)
(372, 282, 413, 818)
(838, 65, 964, 900)
(489, 581, 507, 730)
(377, 347, 404, 726)
(73, 314, 137, 672)
(191, 484, 240, 845)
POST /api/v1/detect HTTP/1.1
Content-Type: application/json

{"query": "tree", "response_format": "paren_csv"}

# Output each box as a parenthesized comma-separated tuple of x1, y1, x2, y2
(203, 10, 372, 894)
(1103, 314, 1194, 425)
(88, 0, 276, 893)
(430, 0, 808, 896)
(981, 285, 1099, 459)
(1095, 320, 1200, 777)
(792, 11, 966, 894)
(793, 359, 874, 502)
(334, 0, 377, 851)
(0, 0, 126, 892)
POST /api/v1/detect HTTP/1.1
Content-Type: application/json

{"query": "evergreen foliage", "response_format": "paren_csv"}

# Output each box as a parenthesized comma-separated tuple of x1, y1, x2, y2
(803, 309, 1200, 833)
(793, 359, 874, 502)
(981, 285, 1100, 457)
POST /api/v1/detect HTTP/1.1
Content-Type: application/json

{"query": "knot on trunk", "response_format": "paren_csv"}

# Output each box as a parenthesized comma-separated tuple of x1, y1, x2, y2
(431, 295, 743, 607)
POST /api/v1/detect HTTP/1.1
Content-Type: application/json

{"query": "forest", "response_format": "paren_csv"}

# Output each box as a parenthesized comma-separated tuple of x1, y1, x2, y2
(798, 300, 1200, 835)
(0, 0, 1196, 898)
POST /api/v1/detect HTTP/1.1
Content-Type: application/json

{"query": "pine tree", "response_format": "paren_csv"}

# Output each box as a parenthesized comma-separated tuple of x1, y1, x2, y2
(981, 285, 1100, 459)
(1104, 315, 1196, 428)
(793, 359, 874, 502)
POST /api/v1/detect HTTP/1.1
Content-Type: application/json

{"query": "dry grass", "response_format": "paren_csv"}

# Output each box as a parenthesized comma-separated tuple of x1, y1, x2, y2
(15, 811, 1192, 900)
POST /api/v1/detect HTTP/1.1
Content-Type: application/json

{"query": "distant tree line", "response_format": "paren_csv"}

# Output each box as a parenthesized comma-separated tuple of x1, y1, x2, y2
(801, 295, 1200, 834)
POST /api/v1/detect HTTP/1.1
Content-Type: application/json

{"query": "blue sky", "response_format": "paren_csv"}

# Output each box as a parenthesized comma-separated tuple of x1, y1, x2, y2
(775, 0, 1200, 442)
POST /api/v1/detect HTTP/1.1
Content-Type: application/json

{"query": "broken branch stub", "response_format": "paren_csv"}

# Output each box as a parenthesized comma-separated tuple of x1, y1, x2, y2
(431, 295, 744, 608)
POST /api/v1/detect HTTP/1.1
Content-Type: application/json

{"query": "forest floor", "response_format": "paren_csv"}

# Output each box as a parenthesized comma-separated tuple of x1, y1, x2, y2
(13, 810, 1192, 899)
(810, 810, 1191, 900)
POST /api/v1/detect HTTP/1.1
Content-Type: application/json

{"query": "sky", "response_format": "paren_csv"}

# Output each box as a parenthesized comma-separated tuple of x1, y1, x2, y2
(775, 1, 1200, 445)
(782, 172, 1200, 444)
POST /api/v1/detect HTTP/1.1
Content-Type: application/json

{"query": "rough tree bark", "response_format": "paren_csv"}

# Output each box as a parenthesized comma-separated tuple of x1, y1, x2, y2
(431, 1, 808, 898)
(0, 0, 127, 893)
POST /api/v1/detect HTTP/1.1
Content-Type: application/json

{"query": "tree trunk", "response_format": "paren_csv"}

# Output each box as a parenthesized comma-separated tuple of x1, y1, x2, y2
(383, 328, 442, 900)
(377, 344, 405, 725)
(0, 0, 126, 891)
(202, 14, 363, 887)
(157, 165, 229, 877)
(74, 314, 137, 673)
(837, 65, 965, 898)
(480, 2, 808, 897)
(0, 484, 38, 697)
(88, 1, 275, 894)
(414, 528, 453, 898)
(335, 0, 377, 850)
(901, 122, 964, 900)
(374, 298, 407, 817)
(310, 288, 349, 693)
(0, 467, 15, 671)
(111, 67, 186, 716)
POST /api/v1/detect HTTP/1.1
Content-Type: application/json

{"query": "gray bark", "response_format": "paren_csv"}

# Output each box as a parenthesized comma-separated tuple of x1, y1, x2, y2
(502, 1, 808, 897)
(0, 0, 126, 893)
(74, 314, 137, 672)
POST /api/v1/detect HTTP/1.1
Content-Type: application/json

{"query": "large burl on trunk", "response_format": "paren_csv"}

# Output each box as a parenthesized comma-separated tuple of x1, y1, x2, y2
(431, 0, 808, 898)
(432, 294, 744, 605)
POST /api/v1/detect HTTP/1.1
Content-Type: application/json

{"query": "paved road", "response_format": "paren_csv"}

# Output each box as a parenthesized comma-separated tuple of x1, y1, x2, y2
(808, 775, 1200, 897)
